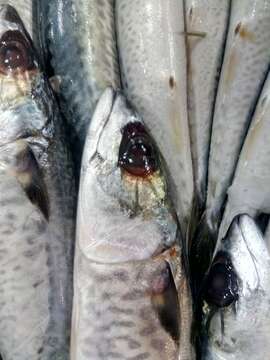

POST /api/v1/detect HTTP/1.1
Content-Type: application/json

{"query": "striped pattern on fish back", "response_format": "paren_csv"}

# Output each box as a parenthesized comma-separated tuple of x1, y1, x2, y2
(72, 252, 180, 360)
(46, 0, 120, 147)
(0, 153, 50, 360)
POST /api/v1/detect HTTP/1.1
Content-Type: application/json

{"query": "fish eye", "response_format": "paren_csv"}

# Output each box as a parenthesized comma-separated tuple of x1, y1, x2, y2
(118, 122, 158, 177)
(0, 30, 35, 75)
(204, 251, 238, 308)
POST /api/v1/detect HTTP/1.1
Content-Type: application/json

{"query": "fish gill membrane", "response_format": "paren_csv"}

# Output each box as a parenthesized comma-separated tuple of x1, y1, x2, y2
(206, 0, 270, 236)
(185, 0, 231, 211)
(201, 215, 270, 360)
(219, 70, 270, 241)
(36, 0, 121, 171)
(71, 88, 195, 360)
(0, 4, 75, 359)
(116, 0, 194, 237)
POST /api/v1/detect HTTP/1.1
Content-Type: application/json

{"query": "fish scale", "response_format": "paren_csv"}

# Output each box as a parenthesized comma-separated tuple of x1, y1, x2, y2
(206, 0, 270, 234)
(185, 0, 231, 209)
(0, 152, 50, 360)
(116, 0, 194, 235)
(38, 0, 120, 156)
(71, 88, 194, 359)
(0, 4, 75, 358)
(72, 254, 179, 360)
(0, 0, 33, 37)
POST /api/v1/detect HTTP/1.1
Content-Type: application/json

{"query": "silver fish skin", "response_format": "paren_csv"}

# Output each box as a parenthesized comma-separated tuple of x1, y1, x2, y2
(116, 0, 194, 235)
(186, 0, 231, 209)
(0, 5, 75, 359)
(0, 0, 33, 38)
(37, 0, 120, 154)
(219, 71, 270, 240)
(202, 215, 270, 360)
(265, 221, 270, 250)
(71, 88, 195, 360)
(206, 0, 270, 234)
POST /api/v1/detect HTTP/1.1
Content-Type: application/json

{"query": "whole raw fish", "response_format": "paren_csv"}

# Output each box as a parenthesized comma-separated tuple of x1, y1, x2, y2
(116, 0, 194, 235)
(0, 5, 75, 359)
(186, 0, 231, 210)
(201, 215, 270, 360)
(36, 0, 120, 163)
(71, 88, 194, 360)
(206, 0, 270, 234)
(219, 71, 270, 240)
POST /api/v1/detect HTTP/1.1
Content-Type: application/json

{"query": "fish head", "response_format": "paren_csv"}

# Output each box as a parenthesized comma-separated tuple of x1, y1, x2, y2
(78, 87, 179, 263)
(0, 5, 54, 146)
(201, 214, 270, 359)
(0, 4, 39, 103)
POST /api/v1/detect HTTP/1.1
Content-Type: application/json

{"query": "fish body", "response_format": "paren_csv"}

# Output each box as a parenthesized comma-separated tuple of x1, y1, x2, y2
(37, 0, 120, 158)
(219, 72, 270, 240)
(186, 0, 231, 209)
(206, 0, 270, 234)
(116, 0, 193, 234)
(201, 215, 270, 360)
(71, 88, 194, 360)
(0, 5, 75, 359)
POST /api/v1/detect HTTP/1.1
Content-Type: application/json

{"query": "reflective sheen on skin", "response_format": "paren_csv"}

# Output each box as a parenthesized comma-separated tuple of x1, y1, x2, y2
(37, 0, 120, 162)
(186, 0, 231, 209)
(202, 215, 270, 360)
(206, 0, 270, 235)
(116, 0, 194, 235)
(71, 88, 194, 360)
(219, 71, 270, 240)
(0, 5, 75, 359)
(0, 0, 33, 38)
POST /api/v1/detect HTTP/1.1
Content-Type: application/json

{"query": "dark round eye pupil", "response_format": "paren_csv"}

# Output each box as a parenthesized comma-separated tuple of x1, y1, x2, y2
(0, 31, 34, 74)
(118, 122, 158, 177)
(204, 252, 238, 308)
(2, 45, 23, 69)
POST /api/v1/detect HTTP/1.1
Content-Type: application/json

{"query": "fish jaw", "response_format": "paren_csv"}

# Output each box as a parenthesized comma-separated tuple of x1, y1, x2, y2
(78, 87, 178, 264)
(202, 215, 270, 359)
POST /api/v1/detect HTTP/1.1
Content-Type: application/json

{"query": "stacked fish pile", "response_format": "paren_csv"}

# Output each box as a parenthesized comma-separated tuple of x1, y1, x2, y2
(0, 0, 269, 359)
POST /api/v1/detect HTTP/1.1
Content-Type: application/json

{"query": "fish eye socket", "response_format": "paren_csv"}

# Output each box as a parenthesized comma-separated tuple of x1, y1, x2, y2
(0, 30, 35, 75)
(204, 251, 238, 308)
(118, 122, 158, 177)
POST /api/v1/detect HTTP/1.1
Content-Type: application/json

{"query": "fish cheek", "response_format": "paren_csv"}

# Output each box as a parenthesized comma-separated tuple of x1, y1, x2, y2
(15, 145, 50, 220)
(150, 264, 180, 344)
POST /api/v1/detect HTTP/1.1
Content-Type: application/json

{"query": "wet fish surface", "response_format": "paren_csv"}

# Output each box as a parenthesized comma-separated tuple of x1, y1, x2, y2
(0, 5, 75, 359)
(71, 88, 194, 360)
(186, 0, 231, 210)
(36, 0, 120, 163)
(0, 0, 33, 38)
(206, 0, 270, 234)
(116, 0, 194, 235)
(219, 71, 270, 240)
(201, 215, 270, 360)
